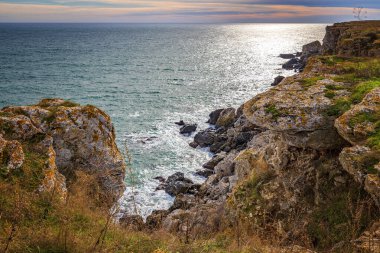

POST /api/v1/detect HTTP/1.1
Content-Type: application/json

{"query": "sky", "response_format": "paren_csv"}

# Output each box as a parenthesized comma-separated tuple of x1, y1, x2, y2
(0, 0, 379, 23)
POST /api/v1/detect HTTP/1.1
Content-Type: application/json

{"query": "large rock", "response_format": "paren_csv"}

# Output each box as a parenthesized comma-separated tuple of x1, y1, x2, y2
(322, 21, 380, 57)
(162, 172, 199, 196)
(207, 109, 224, 125)
(271, 75, 285, 86)
(243, 77, 347, 149)
(216, 108, 236, 128)
(180, 124, 197, 134)
(301, 40, 322, 57)
(194, 129, 216, 147)
(0, 99, 125, 202)
(0, 134, 24, 173)
(282, 58, 300, 70)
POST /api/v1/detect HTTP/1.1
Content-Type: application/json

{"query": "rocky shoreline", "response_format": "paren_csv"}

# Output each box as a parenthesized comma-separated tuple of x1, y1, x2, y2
(0, 20, 379, 252)
(121, 21, 380, 252)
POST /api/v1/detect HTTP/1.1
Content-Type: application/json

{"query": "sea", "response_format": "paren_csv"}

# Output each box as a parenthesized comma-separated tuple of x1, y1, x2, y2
(0, 23, 327, 218)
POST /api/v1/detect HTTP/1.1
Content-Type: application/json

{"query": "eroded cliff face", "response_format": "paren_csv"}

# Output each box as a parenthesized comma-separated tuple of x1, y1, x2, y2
(0, 99, 126, 202)
(144, 21, 380, 252)
(322, 21, 380, 57)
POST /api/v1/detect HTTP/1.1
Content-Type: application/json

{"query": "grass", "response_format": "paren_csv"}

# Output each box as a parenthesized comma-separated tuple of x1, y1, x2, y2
(368, 125, 380, 150)
(326, 98, 352, 116)
(326, 79, 380, 117)
(307, 189, 374, 250)
(299, 76, 324, 88)
(350, 79, 380, 104)
(264, 104, 281, 120)
(324, 90, 336, 99)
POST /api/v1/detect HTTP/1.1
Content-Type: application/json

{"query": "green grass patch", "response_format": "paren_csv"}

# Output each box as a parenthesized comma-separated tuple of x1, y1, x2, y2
(326, 79, 380, 117)
(326, 98, 351, 116)
(324, 90, 336, 99)
(264, 104, 281, 120)
(349, 111, 379, 128)
(350, 79, 380, 104)
(325, 84, 345, 90)
(368, 125, 380, 150)
(299, 76, 324, 88)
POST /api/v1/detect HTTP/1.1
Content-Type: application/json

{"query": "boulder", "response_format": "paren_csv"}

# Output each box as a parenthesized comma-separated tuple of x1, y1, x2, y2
(207, 109, 224, 125)
(203, 152, 227, 170)
(271, 75, 285, 86)
(216, 108, 236, 128)
(194, 129, 216, 147)
(163, 172, 198, 196)
(335, 88, 380, 146)
(301, 40, 322, 57)
(243, 77, 346, 149)
(282, 58, 300, 70)
(189, 141, 198, 148)
(180, 124, 197, 134)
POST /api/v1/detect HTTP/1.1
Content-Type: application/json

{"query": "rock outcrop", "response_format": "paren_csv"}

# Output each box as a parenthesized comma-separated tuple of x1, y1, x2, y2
(0, 99, 126, 202)
(322, 21, 380, 57)
(145, 21, 380, 252)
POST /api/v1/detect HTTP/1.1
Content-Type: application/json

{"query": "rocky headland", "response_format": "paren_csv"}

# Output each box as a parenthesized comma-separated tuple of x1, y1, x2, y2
(134, 21, 380, 252)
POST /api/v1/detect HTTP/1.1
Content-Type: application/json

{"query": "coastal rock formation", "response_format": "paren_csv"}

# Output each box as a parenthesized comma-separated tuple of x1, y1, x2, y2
(149, 21, 380, 252)
(0, 99, 126, 202)
(322, 21, 380, 57)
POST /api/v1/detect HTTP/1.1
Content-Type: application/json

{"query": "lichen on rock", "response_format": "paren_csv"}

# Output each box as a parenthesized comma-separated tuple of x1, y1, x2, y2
(0, 98, 126, 203)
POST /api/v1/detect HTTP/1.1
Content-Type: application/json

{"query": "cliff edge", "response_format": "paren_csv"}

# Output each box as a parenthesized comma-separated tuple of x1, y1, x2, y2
(0, 98, 126, 203)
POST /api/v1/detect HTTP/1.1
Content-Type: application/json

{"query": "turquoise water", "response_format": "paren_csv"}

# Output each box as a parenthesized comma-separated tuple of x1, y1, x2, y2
(0, 23, 326, 217)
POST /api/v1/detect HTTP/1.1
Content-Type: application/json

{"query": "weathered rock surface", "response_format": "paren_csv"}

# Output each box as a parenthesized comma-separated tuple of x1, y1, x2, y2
(322, 21, 380, 57)
(156, 172, 200, 196)
(215, 108, 236, 128)
(180, 124, 197, 134)
(0, 99, 126, 202)
(335, 88, 380, 146)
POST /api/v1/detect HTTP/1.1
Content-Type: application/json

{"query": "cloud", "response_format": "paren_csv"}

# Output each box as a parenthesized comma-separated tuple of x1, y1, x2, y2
(0, 0, 379, 22)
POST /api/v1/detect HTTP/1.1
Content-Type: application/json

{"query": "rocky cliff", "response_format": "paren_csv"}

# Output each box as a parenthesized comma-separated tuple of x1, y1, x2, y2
(140, 21, 380, 252)
(0, 98, 126, 203)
